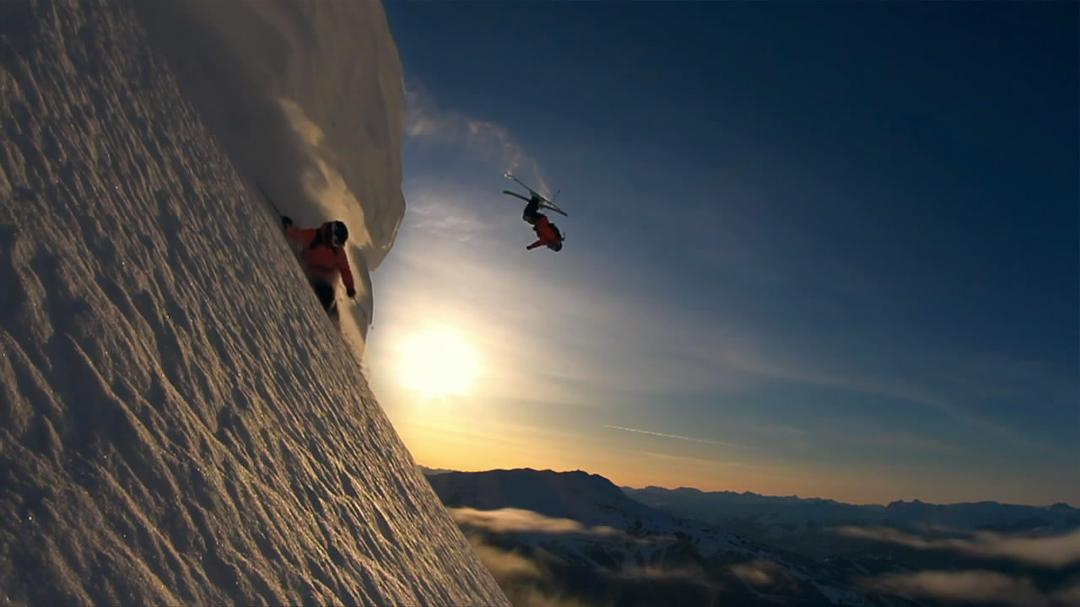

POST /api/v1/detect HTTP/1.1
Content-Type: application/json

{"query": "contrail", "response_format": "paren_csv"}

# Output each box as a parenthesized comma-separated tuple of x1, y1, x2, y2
(602, 425, 745, 449)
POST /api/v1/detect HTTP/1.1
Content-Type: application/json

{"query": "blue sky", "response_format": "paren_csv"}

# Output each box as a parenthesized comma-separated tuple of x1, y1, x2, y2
(367, 1, 1078, 505)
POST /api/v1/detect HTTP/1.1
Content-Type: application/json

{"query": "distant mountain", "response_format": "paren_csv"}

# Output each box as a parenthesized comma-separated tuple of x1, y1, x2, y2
(427, 468, 671, 530)
(879, 499, 1080, 531)
(425, 468, 884, 606)
(418, 465, 457, 476)
(624, 486, 1080, 534)
(425, 468, 1080, 607)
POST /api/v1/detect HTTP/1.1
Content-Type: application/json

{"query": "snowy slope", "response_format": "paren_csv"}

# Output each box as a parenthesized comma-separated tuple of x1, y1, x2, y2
(0, 1, 506, 605)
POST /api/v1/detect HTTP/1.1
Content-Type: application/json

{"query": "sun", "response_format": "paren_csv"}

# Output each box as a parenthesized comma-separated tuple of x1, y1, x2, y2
(396, 326, 480, 397)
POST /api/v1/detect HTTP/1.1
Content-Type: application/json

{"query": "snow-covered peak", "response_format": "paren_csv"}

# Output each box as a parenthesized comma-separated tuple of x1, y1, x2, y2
(0, 1, 504, 604)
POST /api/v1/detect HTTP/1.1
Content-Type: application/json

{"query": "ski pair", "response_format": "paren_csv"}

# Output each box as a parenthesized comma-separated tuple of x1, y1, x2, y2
(502, 171, 568, 216)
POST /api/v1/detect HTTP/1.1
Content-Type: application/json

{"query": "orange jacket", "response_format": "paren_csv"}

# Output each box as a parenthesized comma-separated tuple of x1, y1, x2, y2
(285, 225, 355, 290)
(527, 216, 562, 250)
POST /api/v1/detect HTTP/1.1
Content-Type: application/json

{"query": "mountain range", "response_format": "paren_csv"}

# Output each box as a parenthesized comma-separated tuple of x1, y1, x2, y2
(625, 485, 1080, 535)
(424, 467, 1080, 607)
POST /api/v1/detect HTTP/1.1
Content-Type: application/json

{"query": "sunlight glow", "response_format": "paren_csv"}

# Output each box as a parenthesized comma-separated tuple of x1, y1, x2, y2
(397, 326, 480, 397)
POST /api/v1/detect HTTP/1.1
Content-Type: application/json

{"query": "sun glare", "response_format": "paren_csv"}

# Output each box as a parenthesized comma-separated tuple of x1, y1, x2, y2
(397, 326, 480, 397)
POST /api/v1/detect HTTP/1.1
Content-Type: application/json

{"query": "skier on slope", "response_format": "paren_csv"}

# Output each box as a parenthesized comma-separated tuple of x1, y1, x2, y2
(281, 216, 356, 318)
(521, 195, 564, 252)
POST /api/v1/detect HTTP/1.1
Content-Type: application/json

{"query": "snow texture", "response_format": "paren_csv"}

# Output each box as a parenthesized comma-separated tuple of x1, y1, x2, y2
(0, 1, 507, 605)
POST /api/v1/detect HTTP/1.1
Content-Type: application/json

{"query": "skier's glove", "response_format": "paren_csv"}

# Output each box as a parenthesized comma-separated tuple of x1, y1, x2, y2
(281, 215, 294, 230)
(346, 287, 357, 298)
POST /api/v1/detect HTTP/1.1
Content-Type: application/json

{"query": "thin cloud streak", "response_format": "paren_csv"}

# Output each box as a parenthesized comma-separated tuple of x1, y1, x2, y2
(603, 424, 746, 449)
(629, 449, 793, 477)
(686, 336, 1039, 450)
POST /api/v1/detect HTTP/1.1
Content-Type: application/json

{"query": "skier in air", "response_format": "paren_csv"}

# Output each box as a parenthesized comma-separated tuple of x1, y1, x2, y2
(503, 171, 567, 253)
(281, 216, 356, 318)
(521, 195, 564, 252)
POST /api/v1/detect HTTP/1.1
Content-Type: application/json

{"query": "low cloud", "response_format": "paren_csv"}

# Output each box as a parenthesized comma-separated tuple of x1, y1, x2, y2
(729, 559, 799, 593)
(835, 526, 1080, 568)
(464, 534, 596, 607)
(618, 563, 713, 586)
(469, 541, 544, 581)
(450, 507, 623, 538)
(862, 570, 1050, 607)
(464, 532, 716, 607)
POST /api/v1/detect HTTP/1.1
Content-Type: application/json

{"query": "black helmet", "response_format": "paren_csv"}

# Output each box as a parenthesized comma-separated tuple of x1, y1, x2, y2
(323, 220, 348, 247)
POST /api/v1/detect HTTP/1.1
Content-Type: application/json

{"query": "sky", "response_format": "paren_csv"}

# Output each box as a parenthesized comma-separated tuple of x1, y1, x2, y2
(366, 1, 1078, 506)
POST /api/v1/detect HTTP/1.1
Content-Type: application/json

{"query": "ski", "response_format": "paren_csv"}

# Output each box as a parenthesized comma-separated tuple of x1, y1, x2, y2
(502, 190, 568, 216)
(503, 172, 568, 216)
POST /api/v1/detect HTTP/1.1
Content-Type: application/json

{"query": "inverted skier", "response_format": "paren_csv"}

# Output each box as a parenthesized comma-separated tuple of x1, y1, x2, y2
(521, 195, 564, 252)
(502, 172, 566, 253)
(281, 216, 356, 319)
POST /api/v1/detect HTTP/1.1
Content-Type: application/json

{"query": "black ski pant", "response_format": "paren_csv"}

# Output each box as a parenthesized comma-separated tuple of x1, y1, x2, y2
(522, 198, 544, 225)
(310, 279, 337, 314)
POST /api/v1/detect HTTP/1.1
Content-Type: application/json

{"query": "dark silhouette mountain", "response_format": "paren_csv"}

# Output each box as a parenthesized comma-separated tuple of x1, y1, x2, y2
(427, 468, 664, 528)
(625, 486, 1080, 533)
(425, 469, 890, 606)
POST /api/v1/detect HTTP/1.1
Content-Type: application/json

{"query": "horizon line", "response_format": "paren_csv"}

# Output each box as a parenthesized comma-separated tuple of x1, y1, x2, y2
(417, 464, 1077, 510)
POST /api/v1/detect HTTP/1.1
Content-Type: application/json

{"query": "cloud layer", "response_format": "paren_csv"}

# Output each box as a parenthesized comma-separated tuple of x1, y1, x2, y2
(463, 534, 593, 607)
(450, 507, 622, 538)
(863, 570, 1049, 607)
(729, 559, 800, 593)
(835, 526, 1080, 568)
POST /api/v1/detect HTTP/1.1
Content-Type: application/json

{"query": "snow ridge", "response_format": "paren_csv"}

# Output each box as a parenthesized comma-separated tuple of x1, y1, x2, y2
(131, 0, 408, 338)
(0, 1, 505, 604)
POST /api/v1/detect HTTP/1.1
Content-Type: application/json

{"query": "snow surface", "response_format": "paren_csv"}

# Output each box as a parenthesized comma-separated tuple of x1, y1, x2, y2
(0, 1, 506, 605)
